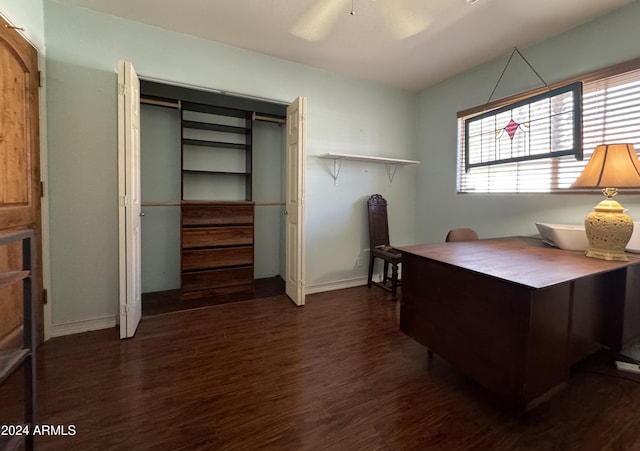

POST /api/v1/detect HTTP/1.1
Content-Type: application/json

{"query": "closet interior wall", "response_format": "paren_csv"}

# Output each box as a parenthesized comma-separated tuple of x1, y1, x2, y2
(140, 103, 181, 294)
(138, 83, 287, 299)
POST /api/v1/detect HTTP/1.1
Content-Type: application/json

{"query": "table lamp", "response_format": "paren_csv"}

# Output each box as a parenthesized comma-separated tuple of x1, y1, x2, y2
(571, 143, 640, 261)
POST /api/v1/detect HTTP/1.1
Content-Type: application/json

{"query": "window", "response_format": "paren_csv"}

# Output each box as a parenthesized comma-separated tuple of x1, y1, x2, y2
(457, 62, 640, 193)
(464, 82, 582, 171)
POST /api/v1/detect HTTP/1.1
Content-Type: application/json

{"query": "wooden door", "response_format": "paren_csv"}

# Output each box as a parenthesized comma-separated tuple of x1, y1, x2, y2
(117, 61, 142, 338)
(0, 17, 42, 347)
(285, 97, 306, 306)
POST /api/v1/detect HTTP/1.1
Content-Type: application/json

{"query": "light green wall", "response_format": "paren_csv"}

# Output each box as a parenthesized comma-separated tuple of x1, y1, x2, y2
(0, 0, 45, 52)
(43, 1, 417, 326)
(415, 1, 640, 244)
(42, 0, 639, 328)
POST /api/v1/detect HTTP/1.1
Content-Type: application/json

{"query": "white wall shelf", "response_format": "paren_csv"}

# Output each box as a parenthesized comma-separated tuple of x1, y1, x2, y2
(317, 152, 420, 184)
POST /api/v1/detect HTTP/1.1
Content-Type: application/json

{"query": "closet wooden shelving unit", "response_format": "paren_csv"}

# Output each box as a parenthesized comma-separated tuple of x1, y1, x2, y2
(181, 102, 253, 202)
(181, 201, 255, 301)
(0, 229, 36, 451)
(140, 80, 287, 302)
(180, 103, 255, 300)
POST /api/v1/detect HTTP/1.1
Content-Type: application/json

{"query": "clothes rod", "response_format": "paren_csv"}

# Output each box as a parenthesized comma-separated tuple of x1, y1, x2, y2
(142, 202, 284, 206)
(141, 202, 181, 206)
(252, 112, 286, 124)
(140, 98, 181, 109)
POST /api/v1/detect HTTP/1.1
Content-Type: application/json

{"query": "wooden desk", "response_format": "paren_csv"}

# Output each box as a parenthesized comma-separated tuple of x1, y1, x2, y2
(399, 236, 640, 412)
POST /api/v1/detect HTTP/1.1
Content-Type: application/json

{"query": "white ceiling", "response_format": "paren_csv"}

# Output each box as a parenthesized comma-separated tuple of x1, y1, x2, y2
(53, 0, 634, 92)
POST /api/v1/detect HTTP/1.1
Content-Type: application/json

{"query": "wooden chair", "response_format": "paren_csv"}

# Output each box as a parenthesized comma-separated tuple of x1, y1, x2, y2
(367, 194, 401, 301)
(445, 228, 479, 242)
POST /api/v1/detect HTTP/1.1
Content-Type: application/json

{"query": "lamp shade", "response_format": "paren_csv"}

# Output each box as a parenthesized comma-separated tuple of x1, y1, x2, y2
(571, 143, 640, 188)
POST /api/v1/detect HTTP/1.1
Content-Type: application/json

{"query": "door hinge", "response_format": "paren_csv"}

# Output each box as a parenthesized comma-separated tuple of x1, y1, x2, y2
(121, 304, 129, 315)
(42, 288, 48, 305)
(38, 71, 43, 88)
(118, 82, 127, 96)
(120, 195, 129, 207)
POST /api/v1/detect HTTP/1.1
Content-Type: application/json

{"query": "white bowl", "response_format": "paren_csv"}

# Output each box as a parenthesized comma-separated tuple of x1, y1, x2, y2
(535, 222, 588, 251)
(626, 222, 640, 253)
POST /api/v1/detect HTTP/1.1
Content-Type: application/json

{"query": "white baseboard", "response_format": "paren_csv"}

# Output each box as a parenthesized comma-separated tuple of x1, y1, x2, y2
(50, 276, 383, 336)
(305, 276, 369, 294)
(52, 316, 116, 337)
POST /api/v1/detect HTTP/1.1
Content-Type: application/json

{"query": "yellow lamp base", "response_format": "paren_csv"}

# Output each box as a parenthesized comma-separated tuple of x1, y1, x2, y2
(584, 198, 633, 262)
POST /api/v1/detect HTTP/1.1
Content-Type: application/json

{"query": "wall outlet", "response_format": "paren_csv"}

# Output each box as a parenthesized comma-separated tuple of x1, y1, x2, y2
(356, 254, 364, 267)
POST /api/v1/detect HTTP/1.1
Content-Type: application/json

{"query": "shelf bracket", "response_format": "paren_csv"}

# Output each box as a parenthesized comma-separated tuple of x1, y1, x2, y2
(329, 158, 343, 186)
(325, 158, 397, 185)
(385, 164, 399, 183)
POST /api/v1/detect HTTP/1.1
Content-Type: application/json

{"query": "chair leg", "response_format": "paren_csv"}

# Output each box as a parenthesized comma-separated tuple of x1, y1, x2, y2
(367, 255, 375, 288)
(390, 262, 399, 301)
(383, 261, 389, 283)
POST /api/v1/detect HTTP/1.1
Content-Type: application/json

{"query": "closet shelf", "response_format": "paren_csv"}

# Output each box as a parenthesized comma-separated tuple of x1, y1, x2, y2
(183, 170, 250, 176)
(182, 139, 248, 150)
(0, 270, 30, 289)
(182, 121, 249, 135)
(0, 349, 29, 384)
(317, 152, 419, 183)
(0, 228, 34, 245)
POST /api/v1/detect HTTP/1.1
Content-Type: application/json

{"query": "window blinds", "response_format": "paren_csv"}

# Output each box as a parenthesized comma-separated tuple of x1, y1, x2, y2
(457, 68, 640, 193)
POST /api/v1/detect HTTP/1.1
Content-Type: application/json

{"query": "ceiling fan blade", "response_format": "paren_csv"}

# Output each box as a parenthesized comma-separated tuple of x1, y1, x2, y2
(290, 0, 348, 41)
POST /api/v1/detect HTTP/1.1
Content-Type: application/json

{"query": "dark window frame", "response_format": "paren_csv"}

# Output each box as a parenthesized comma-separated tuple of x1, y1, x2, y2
(456, 57, 640, 194)
(464, 82, 583, 172)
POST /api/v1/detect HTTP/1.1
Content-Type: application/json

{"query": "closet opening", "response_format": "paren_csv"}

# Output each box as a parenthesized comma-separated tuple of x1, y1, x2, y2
(138, 80, 288, 315)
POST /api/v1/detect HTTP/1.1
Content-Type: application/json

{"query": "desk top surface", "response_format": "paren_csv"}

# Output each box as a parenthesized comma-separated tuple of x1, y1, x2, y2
(399, 236, 640, 289)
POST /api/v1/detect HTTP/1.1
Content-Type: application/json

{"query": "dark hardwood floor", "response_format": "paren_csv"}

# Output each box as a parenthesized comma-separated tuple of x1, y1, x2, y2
(142, 276, 286, 315)
(19, 287, 640, 449)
